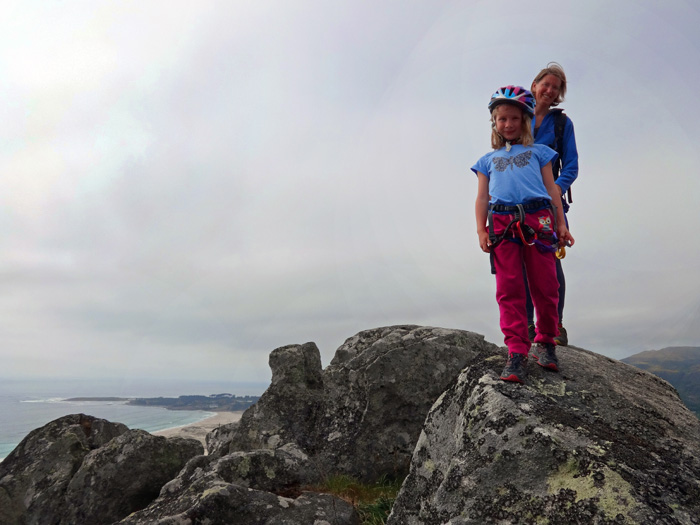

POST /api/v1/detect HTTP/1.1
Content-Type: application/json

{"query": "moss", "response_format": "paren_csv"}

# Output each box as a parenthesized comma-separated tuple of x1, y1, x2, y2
(586, 444, 607, 457)
(547, 460, 639, 523)
(542, 381, 568, 397)
(201, 485, 229, 499)
(237, 456, 251, 477)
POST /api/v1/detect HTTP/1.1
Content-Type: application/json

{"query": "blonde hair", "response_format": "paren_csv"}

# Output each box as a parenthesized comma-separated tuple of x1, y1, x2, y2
(531, 62, 567, 106)
(490, 105, 534, 150)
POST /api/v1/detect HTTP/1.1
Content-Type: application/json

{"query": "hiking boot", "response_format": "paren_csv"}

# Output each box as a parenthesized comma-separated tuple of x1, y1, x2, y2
(531, 343, 559, 372)
(554, 324, 568, 346)
(500, 352, 528, 383)
(528, 324, 536, 342)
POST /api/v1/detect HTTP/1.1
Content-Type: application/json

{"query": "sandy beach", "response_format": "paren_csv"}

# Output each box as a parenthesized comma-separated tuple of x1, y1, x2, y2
(153, 411, 243, 449)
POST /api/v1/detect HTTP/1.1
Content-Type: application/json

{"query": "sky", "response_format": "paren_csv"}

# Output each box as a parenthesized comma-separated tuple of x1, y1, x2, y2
(1, 0, 699, 385)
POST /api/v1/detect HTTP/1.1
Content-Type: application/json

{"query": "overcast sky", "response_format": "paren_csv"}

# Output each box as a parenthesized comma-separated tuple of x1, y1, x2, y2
(1, 0, 698, 384)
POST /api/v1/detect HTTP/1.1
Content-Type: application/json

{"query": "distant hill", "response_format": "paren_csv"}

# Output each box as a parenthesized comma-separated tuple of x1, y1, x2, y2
(622, 346, 700, 417)
(127, 394, 259, 412)
(66, 394, 260, 412)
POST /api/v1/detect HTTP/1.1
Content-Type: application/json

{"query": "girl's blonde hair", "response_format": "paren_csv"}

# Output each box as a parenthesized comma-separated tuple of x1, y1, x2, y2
(532, 62, 567, 106)
(490, 104, 534, 150)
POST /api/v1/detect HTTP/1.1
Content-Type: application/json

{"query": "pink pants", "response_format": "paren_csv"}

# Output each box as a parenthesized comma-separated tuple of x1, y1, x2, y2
(491, 210, 559, 355)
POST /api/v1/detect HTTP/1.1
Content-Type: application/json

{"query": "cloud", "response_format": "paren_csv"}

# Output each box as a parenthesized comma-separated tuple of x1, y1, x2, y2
(0, 1, 698, 382)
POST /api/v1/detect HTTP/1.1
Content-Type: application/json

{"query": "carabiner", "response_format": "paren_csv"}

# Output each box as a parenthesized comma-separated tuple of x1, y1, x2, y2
(516, 221, 535, 246)
(555, 241, 571, 259)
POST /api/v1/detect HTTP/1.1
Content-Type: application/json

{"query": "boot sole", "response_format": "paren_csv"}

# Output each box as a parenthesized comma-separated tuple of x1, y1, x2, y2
(535, 360, 559, 372)
(500, 374, 525, 383)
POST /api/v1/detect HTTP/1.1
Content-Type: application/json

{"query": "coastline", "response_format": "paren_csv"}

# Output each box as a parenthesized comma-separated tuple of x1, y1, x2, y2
(153, 411, 243, 449)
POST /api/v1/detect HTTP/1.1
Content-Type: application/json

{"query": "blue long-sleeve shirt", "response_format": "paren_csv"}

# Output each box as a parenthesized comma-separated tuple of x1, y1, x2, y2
(532, 109, 579, 195)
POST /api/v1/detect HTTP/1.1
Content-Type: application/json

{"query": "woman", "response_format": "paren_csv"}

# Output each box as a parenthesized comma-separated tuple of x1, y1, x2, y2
(525, 63, 579, 346)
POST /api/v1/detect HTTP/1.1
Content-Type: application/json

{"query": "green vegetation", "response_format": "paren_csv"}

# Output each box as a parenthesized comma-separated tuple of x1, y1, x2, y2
(127, 394, 260, 412)
(65, 394, 261, 412)
(309, 474, 404, 524)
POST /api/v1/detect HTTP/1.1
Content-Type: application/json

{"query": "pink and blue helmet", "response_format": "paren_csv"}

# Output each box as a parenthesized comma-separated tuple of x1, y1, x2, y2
(488, 85, 535, 117)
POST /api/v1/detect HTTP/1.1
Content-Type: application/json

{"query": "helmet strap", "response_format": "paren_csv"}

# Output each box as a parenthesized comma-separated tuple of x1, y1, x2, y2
(505, 137, 522, 152)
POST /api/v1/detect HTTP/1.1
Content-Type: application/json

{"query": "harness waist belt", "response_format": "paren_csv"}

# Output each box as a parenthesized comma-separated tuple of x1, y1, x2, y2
(490, 199, 550, 213)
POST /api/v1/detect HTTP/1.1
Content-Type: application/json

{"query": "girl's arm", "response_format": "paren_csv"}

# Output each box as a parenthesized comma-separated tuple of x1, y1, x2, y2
(475, 172, 491, 252)
(541, 162, 575, 246)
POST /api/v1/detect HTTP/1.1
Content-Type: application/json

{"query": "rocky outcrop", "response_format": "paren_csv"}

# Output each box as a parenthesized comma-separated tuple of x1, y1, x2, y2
(207, 341, 326, 457)
(120, 484, 359, 525)
(64, 430, 203, 524)
(0, 414, 202, 525)
(116, 325, 492, 524)
(208, 325, 500, 482)
(0, 414, 128, 525)
(3, 326, 700, 524)
(117, 441, 359, 524)
(387, 346, 700, 524)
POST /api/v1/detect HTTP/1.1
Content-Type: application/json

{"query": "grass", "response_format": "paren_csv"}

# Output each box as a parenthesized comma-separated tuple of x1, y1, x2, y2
(307, 474, 404, 524)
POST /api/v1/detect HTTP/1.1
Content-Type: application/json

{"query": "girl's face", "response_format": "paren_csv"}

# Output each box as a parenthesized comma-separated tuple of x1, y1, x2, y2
(493, 104, 523, 141)
(532, 74, 562, 109)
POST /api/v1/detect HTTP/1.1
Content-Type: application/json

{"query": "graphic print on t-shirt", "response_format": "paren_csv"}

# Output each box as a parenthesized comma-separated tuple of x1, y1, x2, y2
(492, 151, 532, 172)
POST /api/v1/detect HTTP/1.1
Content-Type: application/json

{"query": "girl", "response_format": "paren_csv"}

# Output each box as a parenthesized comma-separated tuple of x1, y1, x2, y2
(472, 86, 574, 383)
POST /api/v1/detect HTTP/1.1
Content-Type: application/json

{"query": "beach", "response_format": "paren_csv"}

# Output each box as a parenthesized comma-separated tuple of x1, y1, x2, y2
(0, 378, 265, 462)
(153, 411, 243, 449)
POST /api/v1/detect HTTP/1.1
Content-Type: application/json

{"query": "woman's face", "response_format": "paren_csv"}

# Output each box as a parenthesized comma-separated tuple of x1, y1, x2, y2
(532, 74, 562, 109)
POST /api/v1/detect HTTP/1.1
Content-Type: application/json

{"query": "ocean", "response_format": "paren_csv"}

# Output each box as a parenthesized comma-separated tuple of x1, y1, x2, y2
(0, 377, 268, 462)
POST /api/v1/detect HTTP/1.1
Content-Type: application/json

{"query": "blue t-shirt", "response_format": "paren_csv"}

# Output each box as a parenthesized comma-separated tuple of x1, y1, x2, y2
(471, 144, 558, 206)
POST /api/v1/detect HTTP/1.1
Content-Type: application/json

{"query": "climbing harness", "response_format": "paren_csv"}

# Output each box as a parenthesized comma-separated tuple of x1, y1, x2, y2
(488, 200, 556, 251)
(487, 200, 563, 274)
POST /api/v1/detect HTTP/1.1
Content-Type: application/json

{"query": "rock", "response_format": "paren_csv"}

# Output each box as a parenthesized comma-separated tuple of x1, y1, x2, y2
(119, 484, 359, 525)
(387, 345, 700, 524)
(208, 325, 500, 482)
(6, 326, 699, 524)
(0, 414, 128, 525)
(0, 414, 202, 525)
(157, 442, 312, 502)
(64, 430, 203, 524)
(117, 442, 352, 524)
(208, 341, 326, 457)
(158, 326, 494, 523)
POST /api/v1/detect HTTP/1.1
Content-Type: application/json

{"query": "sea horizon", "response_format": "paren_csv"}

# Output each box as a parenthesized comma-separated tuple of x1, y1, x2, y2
(0, 376, 268, 462)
